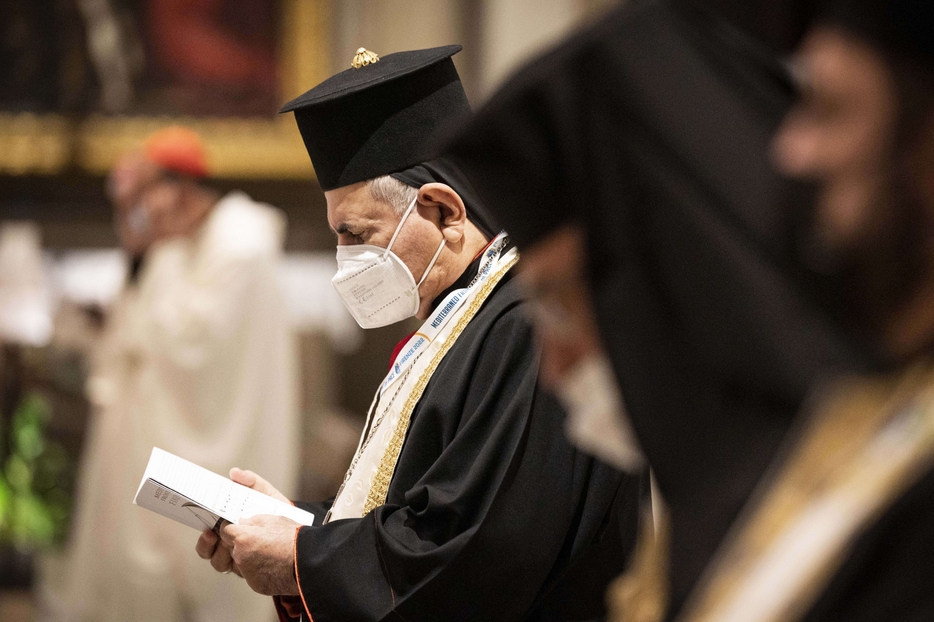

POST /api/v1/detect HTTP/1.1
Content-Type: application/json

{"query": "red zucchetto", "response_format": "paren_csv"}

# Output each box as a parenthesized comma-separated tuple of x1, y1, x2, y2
(143, 126, 209, 178)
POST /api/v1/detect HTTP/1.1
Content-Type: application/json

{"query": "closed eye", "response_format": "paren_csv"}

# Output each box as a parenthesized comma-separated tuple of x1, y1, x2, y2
(334, 223, 366, 239)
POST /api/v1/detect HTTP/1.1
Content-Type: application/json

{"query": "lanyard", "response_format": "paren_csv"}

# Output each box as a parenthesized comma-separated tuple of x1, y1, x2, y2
(378, 232, 510, 397)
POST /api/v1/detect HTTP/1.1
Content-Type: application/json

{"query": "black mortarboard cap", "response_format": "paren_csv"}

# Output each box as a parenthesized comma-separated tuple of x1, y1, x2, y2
(280, 45, 469, 191)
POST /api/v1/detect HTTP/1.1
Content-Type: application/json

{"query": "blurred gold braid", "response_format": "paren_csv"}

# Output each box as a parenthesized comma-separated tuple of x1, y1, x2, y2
(363, 253, 519, 514)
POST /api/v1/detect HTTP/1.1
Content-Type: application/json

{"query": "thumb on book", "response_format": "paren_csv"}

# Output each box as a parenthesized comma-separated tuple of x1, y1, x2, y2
(230, 467, 257, 487)
(230, 467, 289, 503)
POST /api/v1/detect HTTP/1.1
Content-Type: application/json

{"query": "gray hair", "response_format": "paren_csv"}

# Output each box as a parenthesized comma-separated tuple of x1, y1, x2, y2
(366, 175, 418, 214)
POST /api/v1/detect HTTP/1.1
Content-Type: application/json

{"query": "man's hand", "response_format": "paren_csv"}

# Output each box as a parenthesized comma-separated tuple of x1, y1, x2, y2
(194, 468, 291, 581)
(196, 528, 240, 575)
(219, 515, 301, 596)
(229, 467, 290, 504)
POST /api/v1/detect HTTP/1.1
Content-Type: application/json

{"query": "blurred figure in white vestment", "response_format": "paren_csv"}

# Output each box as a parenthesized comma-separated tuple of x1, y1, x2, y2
(55, 126, 299, 622)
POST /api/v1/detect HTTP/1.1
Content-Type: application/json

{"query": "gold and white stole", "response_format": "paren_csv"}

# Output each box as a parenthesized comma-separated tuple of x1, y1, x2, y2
(325, 234, 519, 522)
(609, 363, 934, 622)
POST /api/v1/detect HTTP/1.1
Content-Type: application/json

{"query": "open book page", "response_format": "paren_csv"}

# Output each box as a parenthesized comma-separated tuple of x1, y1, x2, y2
(134, 447, 314, 530)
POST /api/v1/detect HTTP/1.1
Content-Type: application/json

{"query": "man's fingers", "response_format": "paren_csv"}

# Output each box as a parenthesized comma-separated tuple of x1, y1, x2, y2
(210, 540, 235, 574)
(229, 468, 288, 503)
(219, 522, 243, 547)
(196, 530, 218, 560)
(229, 467, 257, 488)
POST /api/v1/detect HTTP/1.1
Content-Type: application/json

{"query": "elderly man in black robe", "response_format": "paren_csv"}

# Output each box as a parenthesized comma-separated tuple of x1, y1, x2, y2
(194, 45, 643, 622)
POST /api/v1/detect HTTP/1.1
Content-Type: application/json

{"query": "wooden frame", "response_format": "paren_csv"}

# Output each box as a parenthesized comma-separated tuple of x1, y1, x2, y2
(0, 0, 329, 180)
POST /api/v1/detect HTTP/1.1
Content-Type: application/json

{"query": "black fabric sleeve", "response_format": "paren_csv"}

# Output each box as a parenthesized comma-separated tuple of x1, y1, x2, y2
(292, 499, 333, 527)
(292, 303, 616, 622)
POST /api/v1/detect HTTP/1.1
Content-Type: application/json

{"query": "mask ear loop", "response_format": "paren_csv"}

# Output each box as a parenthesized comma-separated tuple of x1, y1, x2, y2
(383, 196, 418, 258)
(417, 237, 447, 287)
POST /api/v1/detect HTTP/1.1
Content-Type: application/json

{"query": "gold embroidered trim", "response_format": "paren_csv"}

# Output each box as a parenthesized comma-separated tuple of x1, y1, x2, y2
(361, 254, 519, 514)
(678, 364, 934, 622)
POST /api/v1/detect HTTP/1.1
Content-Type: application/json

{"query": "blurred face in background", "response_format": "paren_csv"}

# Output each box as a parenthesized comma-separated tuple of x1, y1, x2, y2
(108, 153, 193, 254)
(519, 225, 599, 387)
(519, 226, 645, 470)
(773, 27, 900, 259)
(773, 26, 934, 355)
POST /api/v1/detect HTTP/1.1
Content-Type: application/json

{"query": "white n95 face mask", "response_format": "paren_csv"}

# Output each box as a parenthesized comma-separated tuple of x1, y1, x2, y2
(332, 197, 446, 329)
(556, 352, 645, 472)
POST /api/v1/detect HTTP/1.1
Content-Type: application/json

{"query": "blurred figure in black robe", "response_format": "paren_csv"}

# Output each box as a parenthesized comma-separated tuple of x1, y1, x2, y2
(442, 0, 901, 618)
(447, 0, 934, 619)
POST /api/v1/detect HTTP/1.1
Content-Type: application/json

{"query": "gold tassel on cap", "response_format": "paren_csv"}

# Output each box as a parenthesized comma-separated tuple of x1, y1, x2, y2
(352, 48, 380, 69)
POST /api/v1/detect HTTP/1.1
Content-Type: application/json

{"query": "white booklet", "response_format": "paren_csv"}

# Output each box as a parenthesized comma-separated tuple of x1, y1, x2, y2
(134, 447, 315, 532)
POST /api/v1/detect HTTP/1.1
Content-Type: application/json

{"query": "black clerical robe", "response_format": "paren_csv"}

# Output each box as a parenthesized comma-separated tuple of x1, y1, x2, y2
(443, 0, 934, 619)
(282, 273, 644, 622)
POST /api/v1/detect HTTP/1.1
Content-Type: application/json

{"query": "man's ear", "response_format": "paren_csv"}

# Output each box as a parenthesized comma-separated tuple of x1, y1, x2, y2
(418, 183, 466, 244)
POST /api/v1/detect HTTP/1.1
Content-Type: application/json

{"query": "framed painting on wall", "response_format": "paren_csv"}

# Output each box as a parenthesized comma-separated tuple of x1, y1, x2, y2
(0, 0, 329, 179)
